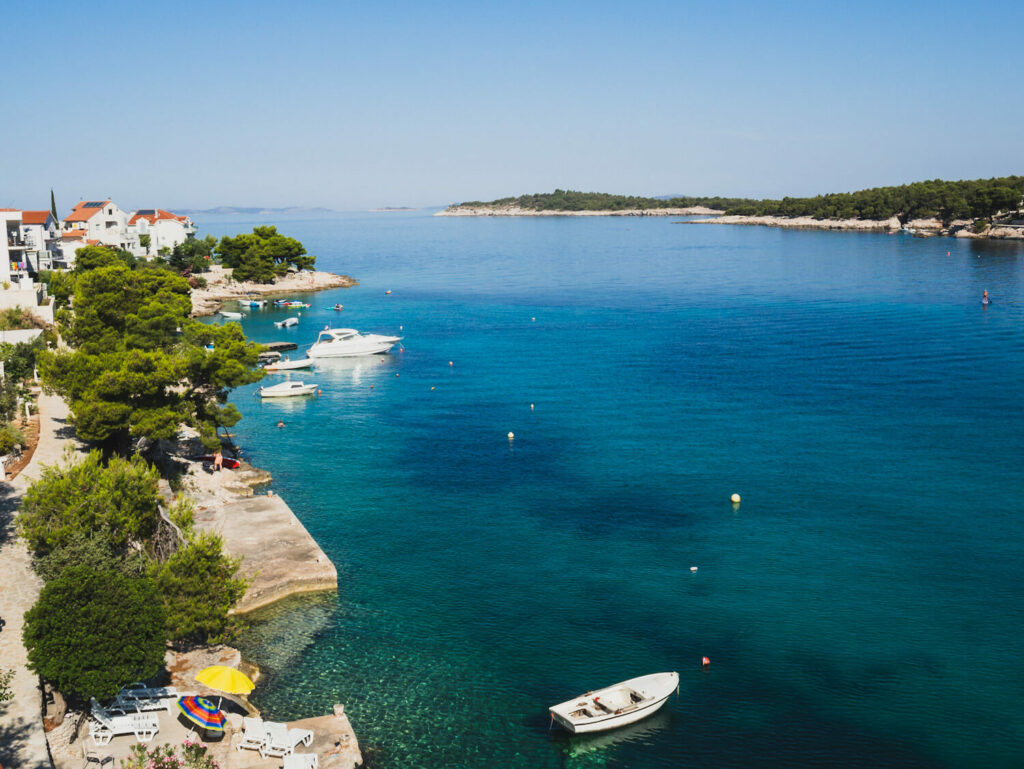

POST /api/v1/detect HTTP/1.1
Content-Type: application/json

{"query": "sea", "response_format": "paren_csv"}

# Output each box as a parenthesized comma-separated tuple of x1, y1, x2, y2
(198, 211, 1024, 769)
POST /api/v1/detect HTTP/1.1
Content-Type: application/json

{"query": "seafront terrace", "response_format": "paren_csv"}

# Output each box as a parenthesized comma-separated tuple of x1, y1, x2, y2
(68, 703, 361, 769)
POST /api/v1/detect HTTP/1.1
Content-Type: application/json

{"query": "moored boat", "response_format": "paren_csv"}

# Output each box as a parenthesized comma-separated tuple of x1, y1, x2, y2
(264, 356, 313, 372)
(258, 381, 318, 398)
(242, 299, 266, 308)
(218, 310, 243, 319)
(549, 672, 678, 734)
(306, 328, 401, 358)
(274, 317, 299, 328)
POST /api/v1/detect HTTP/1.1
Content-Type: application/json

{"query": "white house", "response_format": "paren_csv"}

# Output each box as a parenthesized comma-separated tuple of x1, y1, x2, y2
(128, 209, 196, 255)
(0, 210, 54, 324)
(20, 210, 61, 272)
(62, 199, 139, 253)
(58, 229, 97, 268)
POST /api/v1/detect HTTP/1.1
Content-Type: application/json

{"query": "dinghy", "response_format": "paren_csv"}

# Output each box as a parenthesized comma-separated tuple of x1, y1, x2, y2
(274, 317, 299, 328)
(549, 672, 678, 734)
(219, 311, 243, 319)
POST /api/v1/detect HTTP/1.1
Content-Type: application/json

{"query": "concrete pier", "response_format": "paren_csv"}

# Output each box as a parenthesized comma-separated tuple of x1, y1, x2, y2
(193, 492, 338, 614)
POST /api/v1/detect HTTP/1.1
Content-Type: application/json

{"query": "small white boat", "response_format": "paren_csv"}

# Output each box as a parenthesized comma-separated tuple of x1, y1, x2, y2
(264, 357, 313, 372)
(258, 381, 318, 398)
(219, 310, 243, 320)
(307, 328, 401, 358)
(274, 317, 299, 328)
(549, 672, 678, 734)
(242, 299, 266, 308)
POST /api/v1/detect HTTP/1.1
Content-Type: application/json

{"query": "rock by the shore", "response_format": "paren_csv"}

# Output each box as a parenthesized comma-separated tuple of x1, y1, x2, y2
(435, 205, 723, 217)
(191, 265, 357, 317)
(688, 214, 903, 232)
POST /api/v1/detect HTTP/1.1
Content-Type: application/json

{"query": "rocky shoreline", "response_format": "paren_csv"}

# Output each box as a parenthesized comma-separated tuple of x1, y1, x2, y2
(686, 214, 1024, 239)
(435, 205, 723, 217)
(190, 265, 357, 317)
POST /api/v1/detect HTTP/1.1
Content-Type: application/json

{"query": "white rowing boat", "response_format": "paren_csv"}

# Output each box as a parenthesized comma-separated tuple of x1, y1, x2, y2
(258, 381, 318, 398)
(274, 317, 299, 328)
(219, 311, 243, 319)
(264, 357, 313, 372)
(549, 672, 678, 734)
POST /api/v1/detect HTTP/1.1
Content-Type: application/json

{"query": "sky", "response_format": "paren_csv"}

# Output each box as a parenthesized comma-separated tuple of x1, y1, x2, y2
(1, 0, 1022, 211)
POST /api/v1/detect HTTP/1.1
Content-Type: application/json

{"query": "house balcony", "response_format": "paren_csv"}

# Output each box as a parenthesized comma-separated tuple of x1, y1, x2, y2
(6, 235, 28, 249)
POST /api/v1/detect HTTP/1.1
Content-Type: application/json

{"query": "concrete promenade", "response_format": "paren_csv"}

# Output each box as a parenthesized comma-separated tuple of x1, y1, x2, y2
(0, 393, 76, 769)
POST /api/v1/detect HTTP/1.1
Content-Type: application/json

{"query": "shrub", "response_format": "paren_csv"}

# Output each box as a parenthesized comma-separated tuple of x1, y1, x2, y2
(153, 532, 248, 645)
(32, 529, 149, 583)
(18, 449, 161, 555)
(973, 219, 990, 233)
(23, 566, 167, 702)
(0, 425, 25, 455)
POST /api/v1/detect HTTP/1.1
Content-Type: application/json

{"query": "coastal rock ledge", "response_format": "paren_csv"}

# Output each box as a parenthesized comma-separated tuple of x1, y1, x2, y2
(436, 205, 723, 217)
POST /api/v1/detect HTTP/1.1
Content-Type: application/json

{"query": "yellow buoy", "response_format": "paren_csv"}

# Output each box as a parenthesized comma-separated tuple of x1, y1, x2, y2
(731, 493, 741, 504)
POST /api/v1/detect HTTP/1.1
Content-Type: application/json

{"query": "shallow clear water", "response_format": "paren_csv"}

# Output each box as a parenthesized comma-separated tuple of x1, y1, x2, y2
(201, 212, 1024, 768)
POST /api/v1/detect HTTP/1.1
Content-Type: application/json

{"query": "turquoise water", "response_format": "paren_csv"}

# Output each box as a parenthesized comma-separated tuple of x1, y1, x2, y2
(203, 212, 1024, 768)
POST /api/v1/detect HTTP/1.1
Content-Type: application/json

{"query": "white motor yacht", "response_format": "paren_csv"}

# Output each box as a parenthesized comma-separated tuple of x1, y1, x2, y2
(258, 381, 318, 398)
(549, 672, 678, 734)
(307, 328, 401, 358)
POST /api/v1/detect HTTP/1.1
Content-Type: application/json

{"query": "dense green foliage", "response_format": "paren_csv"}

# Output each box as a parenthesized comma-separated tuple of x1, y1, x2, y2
(18, 450, 160, 555)
(216, 226, 316, 282)
(169, 235, 217, 274)
(460, 178, 1024, 223)
(37, 270, 76, 309)
(0, 307, 47, 331)
(458, 189, 757, 212)
(0, 425, 25, 455)
(23, 566, 167, 701)
(0, 336, 48, 382)
(40, 261, 262, 451)
(152, 532, 248, 644)
(721, 176, 1024, 221)
(32, 529, 149, 583)
(139, 234, 151, 253)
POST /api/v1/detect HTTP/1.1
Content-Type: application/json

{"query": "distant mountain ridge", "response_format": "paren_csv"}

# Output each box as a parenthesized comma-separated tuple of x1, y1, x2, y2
(178, 206, 339, 215)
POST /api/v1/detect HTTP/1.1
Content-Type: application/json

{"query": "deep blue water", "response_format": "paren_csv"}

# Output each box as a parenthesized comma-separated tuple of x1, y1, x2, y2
(201, 212, 1024, 768)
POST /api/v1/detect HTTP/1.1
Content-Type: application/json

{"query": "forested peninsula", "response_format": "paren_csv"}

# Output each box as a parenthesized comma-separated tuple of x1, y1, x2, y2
(438, 178, 1024, 238)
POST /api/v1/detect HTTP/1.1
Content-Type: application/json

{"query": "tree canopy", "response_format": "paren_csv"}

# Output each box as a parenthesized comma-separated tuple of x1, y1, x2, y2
(216, 226, 316, 282)
(23, 566, 167, 702)
(18, 450, 160, 555)
(39, 261, 262, 452)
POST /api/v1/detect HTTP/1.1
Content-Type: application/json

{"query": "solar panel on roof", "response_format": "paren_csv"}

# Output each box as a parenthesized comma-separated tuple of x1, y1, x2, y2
(83, 201, 105, 207)
(137, 209, 155, 215)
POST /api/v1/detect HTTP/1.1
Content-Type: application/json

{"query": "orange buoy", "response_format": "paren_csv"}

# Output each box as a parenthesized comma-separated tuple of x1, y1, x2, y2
(449, 361, 453, 367)
(385, 290, 392, 294)
(317, 389, 322, 395)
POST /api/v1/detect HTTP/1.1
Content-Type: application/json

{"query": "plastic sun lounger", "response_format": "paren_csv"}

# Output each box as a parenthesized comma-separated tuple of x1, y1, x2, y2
(259, 721, 295, 758)
(88, 699, 159, 746)
(288, 727, 315, 748)
(235, 716, 267, 752)
(282, 754, 319, 769)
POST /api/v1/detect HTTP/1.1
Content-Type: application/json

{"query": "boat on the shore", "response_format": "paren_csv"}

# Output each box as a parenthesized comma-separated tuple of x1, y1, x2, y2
(259, 381, 318, 398)
(219, 310, 243, 320)
(549, 672, 678, 734)
(264, 357, 313, 372)
(306, 328, 401, 358)
(274, 317, 299, 328)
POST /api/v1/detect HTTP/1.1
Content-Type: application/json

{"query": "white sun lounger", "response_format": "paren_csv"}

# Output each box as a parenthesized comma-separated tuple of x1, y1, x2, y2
(288, 727, 314, 748)
(235, 716, 267, 752)
(89, 699, 159, 746)
(112, 683, 180, 714)
(259, 721, 294, 758)
(283, 754, 319, 769)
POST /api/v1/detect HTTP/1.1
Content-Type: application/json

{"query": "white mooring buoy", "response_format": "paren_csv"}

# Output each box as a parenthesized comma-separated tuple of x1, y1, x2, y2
(507, 432, 515, 440)
(731, 493, 741, 504)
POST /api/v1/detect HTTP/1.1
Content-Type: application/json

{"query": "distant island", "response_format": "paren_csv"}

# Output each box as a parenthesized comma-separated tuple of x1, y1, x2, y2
(437, 179, 1024, 238)
(369, 206, 418, 212)
(178, 205, 338, 216)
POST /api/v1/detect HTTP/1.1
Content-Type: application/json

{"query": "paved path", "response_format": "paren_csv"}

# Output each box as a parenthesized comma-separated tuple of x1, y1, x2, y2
(0, 393, 75, 769)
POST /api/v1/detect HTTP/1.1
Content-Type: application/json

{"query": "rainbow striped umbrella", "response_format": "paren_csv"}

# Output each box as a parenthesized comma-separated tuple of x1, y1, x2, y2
(176, 696, 226, 731)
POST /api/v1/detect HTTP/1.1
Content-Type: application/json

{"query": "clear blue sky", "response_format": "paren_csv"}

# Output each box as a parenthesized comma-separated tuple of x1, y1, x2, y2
(2, 0, 1021, 211)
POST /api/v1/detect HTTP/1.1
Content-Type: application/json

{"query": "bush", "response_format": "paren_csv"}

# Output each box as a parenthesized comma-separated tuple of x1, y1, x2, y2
(0, 336, 47, 382)
(973, 219, 990, 233)
(153, 532, 248, 645)
(23, 566, 167, 702)
(0, 425, 25, 455)
(0, 378, 21, 423)
(32, 529, 149, 583)
(18, 450, 161, 555)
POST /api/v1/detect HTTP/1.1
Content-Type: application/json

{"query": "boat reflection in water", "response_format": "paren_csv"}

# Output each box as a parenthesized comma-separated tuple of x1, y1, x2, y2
(309, 356, 397, 389)
(557, 708, 673, 760)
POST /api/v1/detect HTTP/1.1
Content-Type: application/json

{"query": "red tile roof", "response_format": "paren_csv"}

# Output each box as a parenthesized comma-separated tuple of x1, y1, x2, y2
(64, 200, 111, 223)
(21, 211, 52, 225)
(129, 209, 189, 225)
(61, 229, 87, 239)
